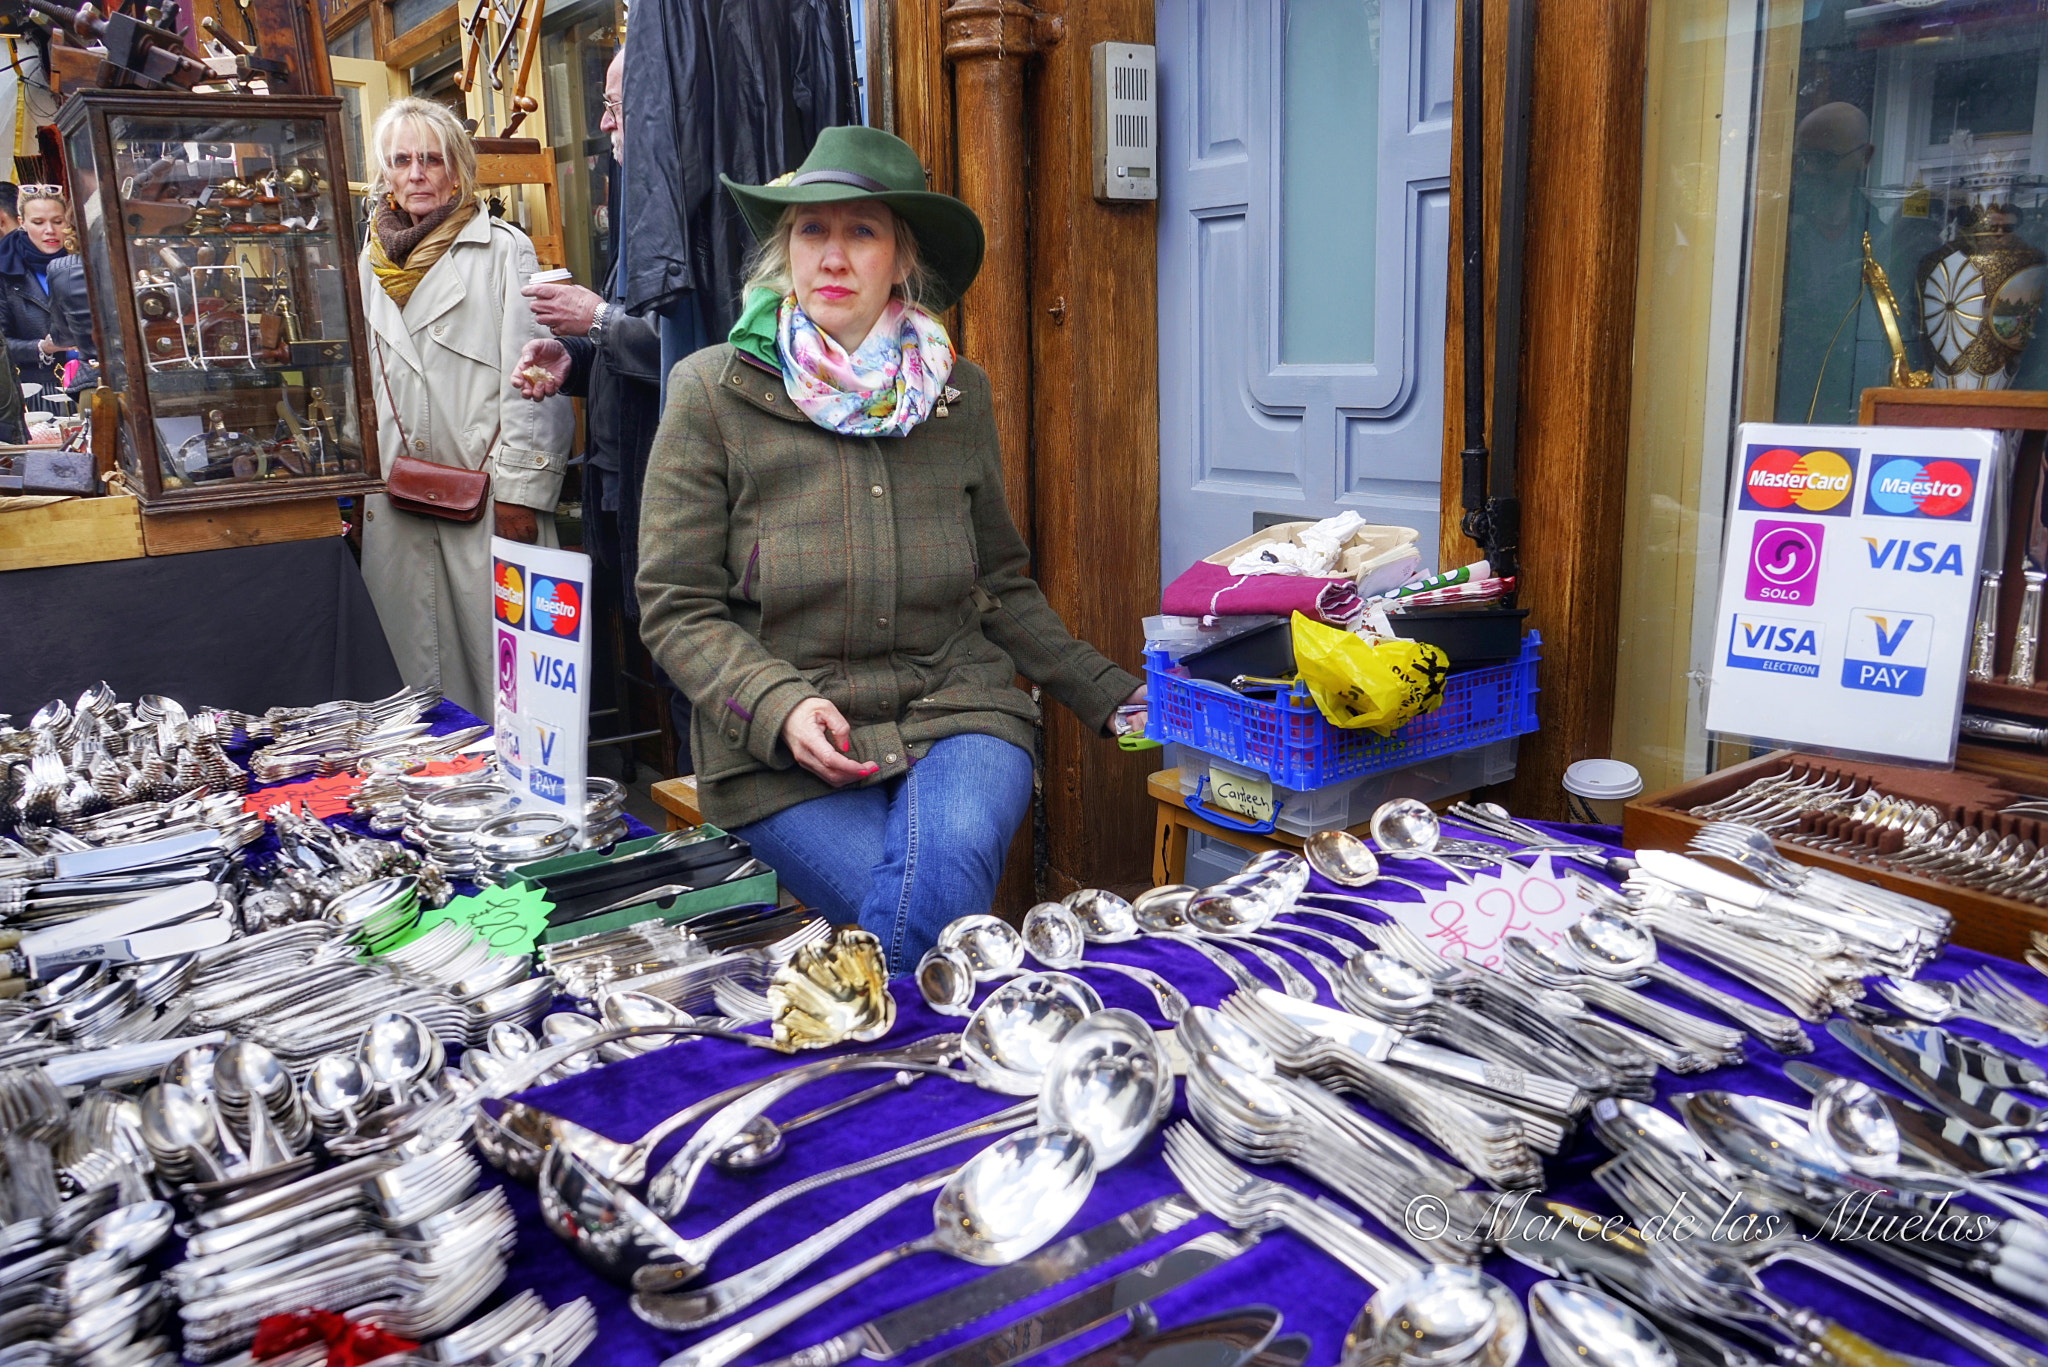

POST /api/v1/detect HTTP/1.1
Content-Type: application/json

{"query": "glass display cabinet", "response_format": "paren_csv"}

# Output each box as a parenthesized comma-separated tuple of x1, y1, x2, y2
(58, 92, 379, 511)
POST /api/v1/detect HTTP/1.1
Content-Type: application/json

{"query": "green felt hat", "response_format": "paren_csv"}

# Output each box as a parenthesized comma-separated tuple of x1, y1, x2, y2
(723, 126, 986, 308)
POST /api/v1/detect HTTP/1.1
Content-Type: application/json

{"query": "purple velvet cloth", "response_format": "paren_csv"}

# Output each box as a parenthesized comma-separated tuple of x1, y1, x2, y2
(490, 819, 2048, 1366)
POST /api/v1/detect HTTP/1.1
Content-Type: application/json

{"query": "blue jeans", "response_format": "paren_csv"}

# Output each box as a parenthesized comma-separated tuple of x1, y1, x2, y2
(734, 734, 1033, 972)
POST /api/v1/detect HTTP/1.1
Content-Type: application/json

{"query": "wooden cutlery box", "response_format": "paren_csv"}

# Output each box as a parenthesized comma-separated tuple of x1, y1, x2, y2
(1623, 748, 2048, 960)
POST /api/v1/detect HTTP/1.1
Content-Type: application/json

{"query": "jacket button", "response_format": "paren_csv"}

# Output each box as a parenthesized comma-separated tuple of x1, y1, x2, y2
(877, 616, 888, 627)
(870, 484, 884, 497)
(413, 439, 427, 451)
(884, 752, 898, 764)
(727, 728, 739, 740)
(732, 375, 744, 386)
(432, 324, 445, 338)
(764, 391, 776, 402)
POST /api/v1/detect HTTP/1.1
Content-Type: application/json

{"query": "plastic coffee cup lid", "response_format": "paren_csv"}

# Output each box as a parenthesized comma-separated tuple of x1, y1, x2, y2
(528, 268, 574, 285)
(1563, 758, 1643, 801)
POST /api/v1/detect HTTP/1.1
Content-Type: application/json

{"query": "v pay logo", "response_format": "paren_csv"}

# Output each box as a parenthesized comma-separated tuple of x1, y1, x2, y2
(1840, 608, 1934, 696)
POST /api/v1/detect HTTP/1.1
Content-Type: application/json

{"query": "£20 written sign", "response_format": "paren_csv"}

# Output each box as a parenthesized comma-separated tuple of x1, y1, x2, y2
(1377, 854, 1592, 970)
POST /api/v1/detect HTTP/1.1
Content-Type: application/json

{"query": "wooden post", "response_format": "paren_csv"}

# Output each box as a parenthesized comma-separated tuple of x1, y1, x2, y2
(942, 0, 1061, 537)
(1439, 0, 1649, 818)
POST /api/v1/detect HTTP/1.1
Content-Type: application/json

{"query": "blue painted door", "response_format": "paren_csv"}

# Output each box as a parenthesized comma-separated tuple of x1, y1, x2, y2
(1156, 0, 1452, 583)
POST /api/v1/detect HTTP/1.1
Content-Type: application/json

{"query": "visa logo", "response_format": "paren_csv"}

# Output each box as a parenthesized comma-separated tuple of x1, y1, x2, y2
(1725, 613, 1821, 678)
(1841, 608, 1934, 696)
(1859, 538, 1966, 575)
(529, 652, 580, 691)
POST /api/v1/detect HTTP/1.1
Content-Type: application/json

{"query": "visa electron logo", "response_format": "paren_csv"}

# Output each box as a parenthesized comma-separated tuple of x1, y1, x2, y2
(492, 560, 526, 629)
(1862, 457, 1977, 521)
(530, 575, 582, 640)
(1860, 537, 1966, 576)
(1725, 613, 1821, 678)
(1841, 608, 1933, 696)
(1738, 446, 1857, 516)
(1744, 520, 1825, 606)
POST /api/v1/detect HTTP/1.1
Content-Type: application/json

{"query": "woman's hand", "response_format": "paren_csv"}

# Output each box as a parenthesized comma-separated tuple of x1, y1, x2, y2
(494, 502, 541, 543)
(1111, 684, 1148, 738)
(35, 336, 53, 360)
(782, 697, 879, 787)
(513, 338, 571, 400)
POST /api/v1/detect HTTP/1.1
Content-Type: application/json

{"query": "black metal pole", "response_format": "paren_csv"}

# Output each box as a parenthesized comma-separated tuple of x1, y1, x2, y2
(1457, 0, 1488, 540)
(1487, 0, 1535, 592)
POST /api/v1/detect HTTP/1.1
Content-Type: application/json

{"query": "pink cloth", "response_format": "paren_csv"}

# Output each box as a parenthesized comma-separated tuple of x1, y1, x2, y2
(1162, 561, 1359, 624)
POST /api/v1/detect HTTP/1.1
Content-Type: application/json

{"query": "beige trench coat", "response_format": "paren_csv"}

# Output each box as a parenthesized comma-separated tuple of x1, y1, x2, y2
(357, 208, 573, 719)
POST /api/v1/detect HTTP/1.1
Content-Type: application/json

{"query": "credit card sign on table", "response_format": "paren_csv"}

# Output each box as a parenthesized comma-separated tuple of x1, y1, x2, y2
(491, 538, 592, 832)
(1705, 422, 1996, 764)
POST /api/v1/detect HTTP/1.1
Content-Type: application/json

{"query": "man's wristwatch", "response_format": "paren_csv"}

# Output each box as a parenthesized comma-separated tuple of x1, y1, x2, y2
(587, 302, 611, 343)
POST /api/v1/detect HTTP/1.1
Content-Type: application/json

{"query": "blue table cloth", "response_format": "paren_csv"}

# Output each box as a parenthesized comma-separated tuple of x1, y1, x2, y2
(493, 822, 2048, 1367)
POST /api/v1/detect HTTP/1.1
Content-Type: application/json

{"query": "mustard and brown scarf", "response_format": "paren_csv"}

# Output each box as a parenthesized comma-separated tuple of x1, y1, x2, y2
(367, 196, 478, 308)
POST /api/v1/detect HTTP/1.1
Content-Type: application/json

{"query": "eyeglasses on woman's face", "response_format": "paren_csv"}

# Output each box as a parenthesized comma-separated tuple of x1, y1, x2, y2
(388, 151, 447, 171)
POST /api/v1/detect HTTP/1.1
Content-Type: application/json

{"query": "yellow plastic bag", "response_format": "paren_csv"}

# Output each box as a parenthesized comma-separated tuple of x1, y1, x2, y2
(1289, 611, 1450, 735)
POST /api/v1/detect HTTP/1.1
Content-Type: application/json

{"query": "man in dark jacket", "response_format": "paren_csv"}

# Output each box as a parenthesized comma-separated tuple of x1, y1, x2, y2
(513, 49, 692, 774)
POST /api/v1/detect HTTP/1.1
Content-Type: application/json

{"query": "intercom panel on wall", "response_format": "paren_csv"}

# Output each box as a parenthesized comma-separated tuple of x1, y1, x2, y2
(1091, 42, 1157, 202)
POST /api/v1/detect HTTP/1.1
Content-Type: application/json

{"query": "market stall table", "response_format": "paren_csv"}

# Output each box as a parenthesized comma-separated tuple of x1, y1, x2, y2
(0, 537, 402, 718)
(484, 823, 2048, 1367)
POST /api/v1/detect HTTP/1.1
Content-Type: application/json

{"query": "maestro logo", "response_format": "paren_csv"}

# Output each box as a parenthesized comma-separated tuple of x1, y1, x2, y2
(492, 560, 526, 629)
(530, 575, 583, 640)
(1738, 445, 1858, 516)
(1863, 456, 1978, 521)
(1744, 520, 1826, 607)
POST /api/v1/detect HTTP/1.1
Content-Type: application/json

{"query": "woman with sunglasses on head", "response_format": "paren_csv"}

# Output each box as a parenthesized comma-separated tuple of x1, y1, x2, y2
(356, 97, 572, 721)
(0, 184, 75, 398)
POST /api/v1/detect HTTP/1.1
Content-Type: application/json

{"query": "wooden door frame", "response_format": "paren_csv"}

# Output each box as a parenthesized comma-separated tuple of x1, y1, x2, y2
(890, 0, 1161, 906)
(1437, 0, 1650, 818)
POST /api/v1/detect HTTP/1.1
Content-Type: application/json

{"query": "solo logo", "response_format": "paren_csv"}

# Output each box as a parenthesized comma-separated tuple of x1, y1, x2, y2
(1744, 520, 1825, 606)
(495, 629, 518, 711)
(1738, 446, 1858, 516)
(1860, 537, 1966, 576)
(1725, 613, 1821, 678)
(531, 575, 582, 640)
(1841, 608, 1934, 696)
(492, 560, 526, 629)
(1862, 456, 1977, 521)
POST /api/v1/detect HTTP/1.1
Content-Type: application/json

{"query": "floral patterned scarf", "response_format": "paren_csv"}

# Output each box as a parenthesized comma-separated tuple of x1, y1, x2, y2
(775, 293, 954, 437)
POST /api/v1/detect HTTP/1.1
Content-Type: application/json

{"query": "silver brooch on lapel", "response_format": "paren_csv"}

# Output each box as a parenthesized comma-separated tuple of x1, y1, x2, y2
(936, 386, 962, 418)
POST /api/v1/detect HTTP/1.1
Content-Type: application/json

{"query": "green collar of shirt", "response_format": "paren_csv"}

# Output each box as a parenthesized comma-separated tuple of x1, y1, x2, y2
(728, 286, 781, 370)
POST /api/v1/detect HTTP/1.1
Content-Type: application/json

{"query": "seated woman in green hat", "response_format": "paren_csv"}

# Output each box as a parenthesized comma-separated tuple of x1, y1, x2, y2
(635, 126, 1145, 972)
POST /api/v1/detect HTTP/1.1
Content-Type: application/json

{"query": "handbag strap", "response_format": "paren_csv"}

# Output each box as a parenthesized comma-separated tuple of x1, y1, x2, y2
(370, 330, 416, 458)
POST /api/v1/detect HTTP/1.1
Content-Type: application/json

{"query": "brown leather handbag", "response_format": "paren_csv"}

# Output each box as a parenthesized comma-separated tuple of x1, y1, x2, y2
(384, 452, 489, 522)
(374, 333, 490, 522)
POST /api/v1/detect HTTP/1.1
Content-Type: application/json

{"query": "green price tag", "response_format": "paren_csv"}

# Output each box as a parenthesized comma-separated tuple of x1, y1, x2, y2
(375, 881, 554, 958)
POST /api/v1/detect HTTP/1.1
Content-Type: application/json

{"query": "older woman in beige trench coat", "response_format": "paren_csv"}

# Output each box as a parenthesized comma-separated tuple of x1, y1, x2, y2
(357, 97, 572, 719)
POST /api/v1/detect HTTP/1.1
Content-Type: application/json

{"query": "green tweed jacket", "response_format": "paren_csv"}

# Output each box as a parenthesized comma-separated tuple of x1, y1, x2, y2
(637, 344, 1142, 831)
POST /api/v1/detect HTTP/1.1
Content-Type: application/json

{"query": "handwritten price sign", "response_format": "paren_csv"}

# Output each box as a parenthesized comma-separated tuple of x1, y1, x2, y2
(376, 881, 553, 958)
(1379, 854, 1591, 971)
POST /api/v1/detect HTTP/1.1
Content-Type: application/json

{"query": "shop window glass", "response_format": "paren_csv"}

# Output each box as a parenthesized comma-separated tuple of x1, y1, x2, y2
(1610, 0, 2048, 792)
(1278, 0, 1380, 365)
(328, 17, 371, 60)
(390, 0, 449, 42)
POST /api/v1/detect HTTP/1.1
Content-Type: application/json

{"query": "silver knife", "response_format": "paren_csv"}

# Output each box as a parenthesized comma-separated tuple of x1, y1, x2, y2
(908, 1229, 1264, 1367)
(1974, 432, 2015, 681)
(18, 915, 234, 976)
(1256, 990, 1582, 1113)
(2012, 434, 2048, 687)
(1879, 1022, 2048, 1096)
(14, 829, 226, 882)
(11, 881, 220, 956)
(757, 1194, 1203, 1366)
(1058, 1303, 1280, 1367)
(1831, 1020, 2048, 1133)
(1783, 1060, 2038, 1176)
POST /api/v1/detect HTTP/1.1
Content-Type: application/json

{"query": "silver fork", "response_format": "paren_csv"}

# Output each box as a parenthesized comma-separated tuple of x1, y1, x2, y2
(1964, 969, 2048, 1037)
(1161, 1120, 1420, 1286)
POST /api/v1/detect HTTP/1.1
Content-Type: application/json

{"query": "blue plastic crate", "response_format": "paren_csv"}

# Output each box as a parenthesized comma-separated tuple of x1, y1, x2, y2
(1145, 631, 1541, 790)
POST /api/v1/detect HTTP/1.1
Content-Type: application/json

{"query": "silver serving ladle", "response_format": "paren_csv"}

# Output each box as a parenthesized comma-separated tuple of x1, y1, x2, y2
(653, 1126, 1098, 1367)
(1810, 1077, 2048, 1233)
(1346, 1264, 1524, 1366)
(1303, 830, 1434, 895)
(1021, 902, 1190, 1022)
(1037, 1008, 1168, 1166)
(1370, 800, 1473, 882)
(960, 971, 1104, 1095)
(916, 945, 979, 1018)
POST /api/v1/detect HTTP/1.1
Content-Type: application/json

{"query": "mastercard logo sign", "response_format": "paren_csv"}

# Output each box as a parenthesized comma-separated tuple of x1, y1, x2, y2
(532, 575, 582, 640)
(1863, 456, 1977, 521)
(1738, 446, 1858, 516)
(492, 560, 526, 629)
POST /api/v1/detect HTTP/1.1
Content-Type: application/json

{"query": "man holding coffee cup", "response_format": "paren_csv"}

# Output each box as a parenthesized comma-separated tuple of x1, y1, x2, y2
(512, 48, 692, 774)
